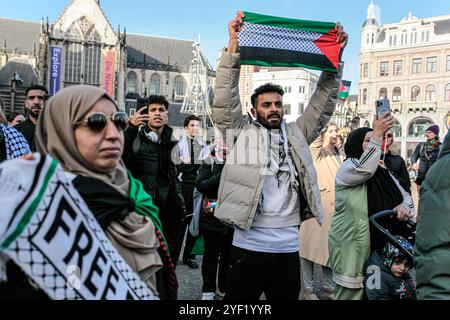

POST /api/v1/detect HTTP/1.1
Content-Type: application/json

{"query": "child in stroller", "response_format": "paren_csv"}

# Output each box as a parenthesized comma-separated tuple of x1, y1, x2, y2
(363, 210, 417, 300)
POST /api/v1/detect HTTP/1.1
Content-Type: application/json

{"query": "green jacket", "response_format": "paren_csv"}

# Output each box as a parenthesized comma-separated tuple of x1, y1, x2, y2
(329, 184, 370, 290)
(415, 131, 450, 300)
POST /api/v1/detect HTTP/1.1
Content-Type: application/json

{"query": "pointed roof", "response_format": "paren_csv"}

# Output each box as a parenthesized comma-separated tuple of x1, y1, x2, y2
(362, 1, 379, 28)
(54, 0, 115, 33)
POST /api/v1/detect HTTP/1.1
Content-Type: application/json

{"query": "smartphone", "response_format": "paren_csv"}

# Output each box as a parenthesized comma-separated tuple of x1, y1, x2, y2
(137, 98, 149, 114)
(375, 99, 391, 118)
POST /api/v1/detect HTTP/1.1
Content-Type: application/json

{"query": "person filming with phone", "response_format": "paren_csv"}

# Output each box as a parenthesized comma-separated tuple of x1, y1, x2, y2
(329, 110, 416, 300)
(123, 95, 186, 267)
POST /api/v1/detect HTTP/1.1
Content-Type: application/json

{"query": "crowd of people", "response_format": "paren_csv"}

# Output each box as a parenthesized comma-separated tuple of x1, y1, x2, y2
(0, 11, 449, 301)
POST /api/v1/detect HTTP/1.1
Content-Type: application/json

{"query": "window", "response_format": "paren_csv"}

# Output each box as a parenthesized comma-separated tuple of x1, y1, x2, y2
(426, 31, 430, 42)
(412, 58, 422, 74)
(283, 104, 291, 115)
(408, 118, 433, 138)
(379, 88, 388, 99)
(393, 35, 397, 46)
(421, 31, 425, 43)
(394, 60, 402, 75)
(362, 88, 368, 105)
(411, 85, 420, 101)
(389, 36, 392, 46)
(427, 57, 437, 73)
(299, 86, 305, 94)
(150, 73, 161, 95)
(126, 72, 137, 94)
(393, 119, 402, 138)
(392, 87, 402, 102)
(445, 84, 450, 102)
(64, 17, 101, 86)
(298, 103, 304, 114)
(174, 76, 185, 96)
(425, 84, 436, 101)
(446, 55, 450, 71)
(363, 63, 368, 78)
(380, 61, 389, 76)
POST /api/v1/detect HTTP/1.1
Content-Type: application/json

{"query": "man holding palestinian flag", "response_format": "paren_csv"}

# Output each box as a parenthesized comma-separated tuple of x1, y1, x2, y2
(212, 11, 348, 300)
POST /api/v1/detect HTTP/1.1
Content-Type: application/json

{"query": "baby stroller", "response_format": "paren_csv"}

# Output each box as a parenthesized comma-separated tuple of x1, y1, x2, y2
(369, 210, 416, 263)
(362, 210, 417, 300)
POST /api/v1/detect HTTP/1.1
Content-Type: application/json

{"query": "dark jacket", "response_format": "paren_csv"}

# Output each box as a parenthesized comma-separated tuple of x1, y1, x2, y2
(411, 140, 441, 185)
(196, 158, 229, 234)
(364, 251, 416, 300)
(415, 131, 450, 299)
(123, 124, 185, 220)
(384, 152, 411, 194)
(14, 118, 36, 152)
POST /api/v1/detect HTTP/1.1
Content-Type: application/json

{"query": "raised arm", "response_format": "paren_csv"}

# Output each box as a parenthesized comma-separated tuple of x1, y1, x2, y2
(336, 115, 394, 187)
(297, 22, 348, 144)
(212, 12, 245, 133)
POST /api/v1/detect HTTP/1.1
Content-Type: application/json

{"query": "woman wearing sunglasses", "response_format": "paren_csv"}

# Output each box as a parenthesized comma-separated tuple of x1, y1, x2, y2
(0, 86, 177, 299)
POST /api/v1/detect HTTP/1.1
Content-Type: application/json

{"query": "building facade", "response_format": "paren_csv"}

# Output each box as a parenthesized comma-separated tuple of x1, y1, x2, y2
(359, 1, 450, 159)
(0, 0, 214, 124)
(252, 68, 318, 123)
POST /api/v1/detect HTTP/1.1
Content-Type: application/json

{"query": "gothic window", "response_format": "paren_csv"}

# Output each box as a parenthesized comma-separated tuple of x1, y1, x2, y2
(174, 76, 185, 96)
(425, 84, 436, 101)
(126, 72, 137, 94)
(150, 73, 161, 95)
(363, 63, 368, 77)
(64, 17, 102, 86)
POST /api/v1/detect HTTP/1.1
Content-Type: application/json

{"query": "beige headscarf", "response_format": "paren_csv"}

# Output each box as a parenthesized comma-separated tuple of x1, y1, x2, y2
(35, 85, 129, 193)
(35, 85, 162, 293)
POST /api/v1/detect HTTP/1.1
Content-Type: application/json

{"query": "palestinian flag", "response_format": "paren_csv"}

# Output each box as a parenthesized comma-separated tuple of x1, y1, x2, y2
(238, 11, 342, 73)
(338, 80, 351, 100)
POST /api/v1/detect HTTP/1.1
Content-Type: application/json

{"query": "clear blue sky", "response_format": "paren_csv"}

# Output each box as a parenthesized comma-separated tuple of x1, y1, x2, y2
(1, 0, 449, 94)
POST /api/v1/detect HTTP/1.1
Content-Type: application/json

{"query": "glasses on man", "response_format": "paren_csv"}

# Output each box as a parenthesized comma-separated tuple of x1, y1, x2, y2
(75, 111, 129, 132)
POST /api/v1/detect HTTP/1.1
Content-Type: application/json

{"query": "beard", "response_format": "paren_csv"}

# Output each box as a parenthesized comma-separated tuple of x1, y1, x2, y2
(257, 114, 282, 129)
(28, 108, 41, 119)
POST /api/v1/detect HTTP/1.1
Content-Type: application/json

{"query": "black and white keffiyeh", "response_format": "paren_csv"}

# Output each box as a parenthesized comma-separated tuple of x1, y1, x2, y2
(0, 124, 31, 160)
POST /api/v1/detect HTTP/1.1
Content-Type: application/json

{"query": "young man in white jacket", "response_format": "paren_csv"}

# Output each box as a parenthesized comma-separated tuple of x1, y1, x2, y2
(212, 11, 348, 300)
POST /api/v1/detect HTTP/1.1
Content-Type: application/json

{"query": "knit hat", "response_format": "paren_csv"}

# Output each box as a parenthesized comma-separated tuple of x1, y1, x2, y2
(426, 124, 440, 136)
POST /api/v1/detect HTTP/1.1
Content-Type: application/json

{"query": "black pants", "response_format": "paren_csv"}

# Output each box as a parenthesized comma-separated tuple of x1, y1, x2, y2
(202, 228, 234, 293)
(225, 246, 301, 300)
(160, 215, 184, 266)
(180, 184, 197, 262)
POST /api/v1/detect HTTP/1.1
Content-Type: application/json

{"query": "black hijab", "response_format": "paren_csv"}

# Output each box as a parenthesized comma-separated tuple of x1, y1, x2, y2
(345, 128, 408, 251)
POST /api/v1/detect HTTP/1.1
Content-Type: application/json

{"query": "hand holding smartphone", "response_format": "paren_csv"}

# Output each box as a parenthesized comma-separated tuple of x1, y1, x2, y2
(375, 99, 391, 118)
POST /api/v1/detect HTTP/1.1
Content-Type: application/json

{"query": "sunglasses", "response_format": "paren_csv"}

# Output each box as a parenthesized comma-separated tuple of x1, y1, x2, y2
(75, 111, 129, 132)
